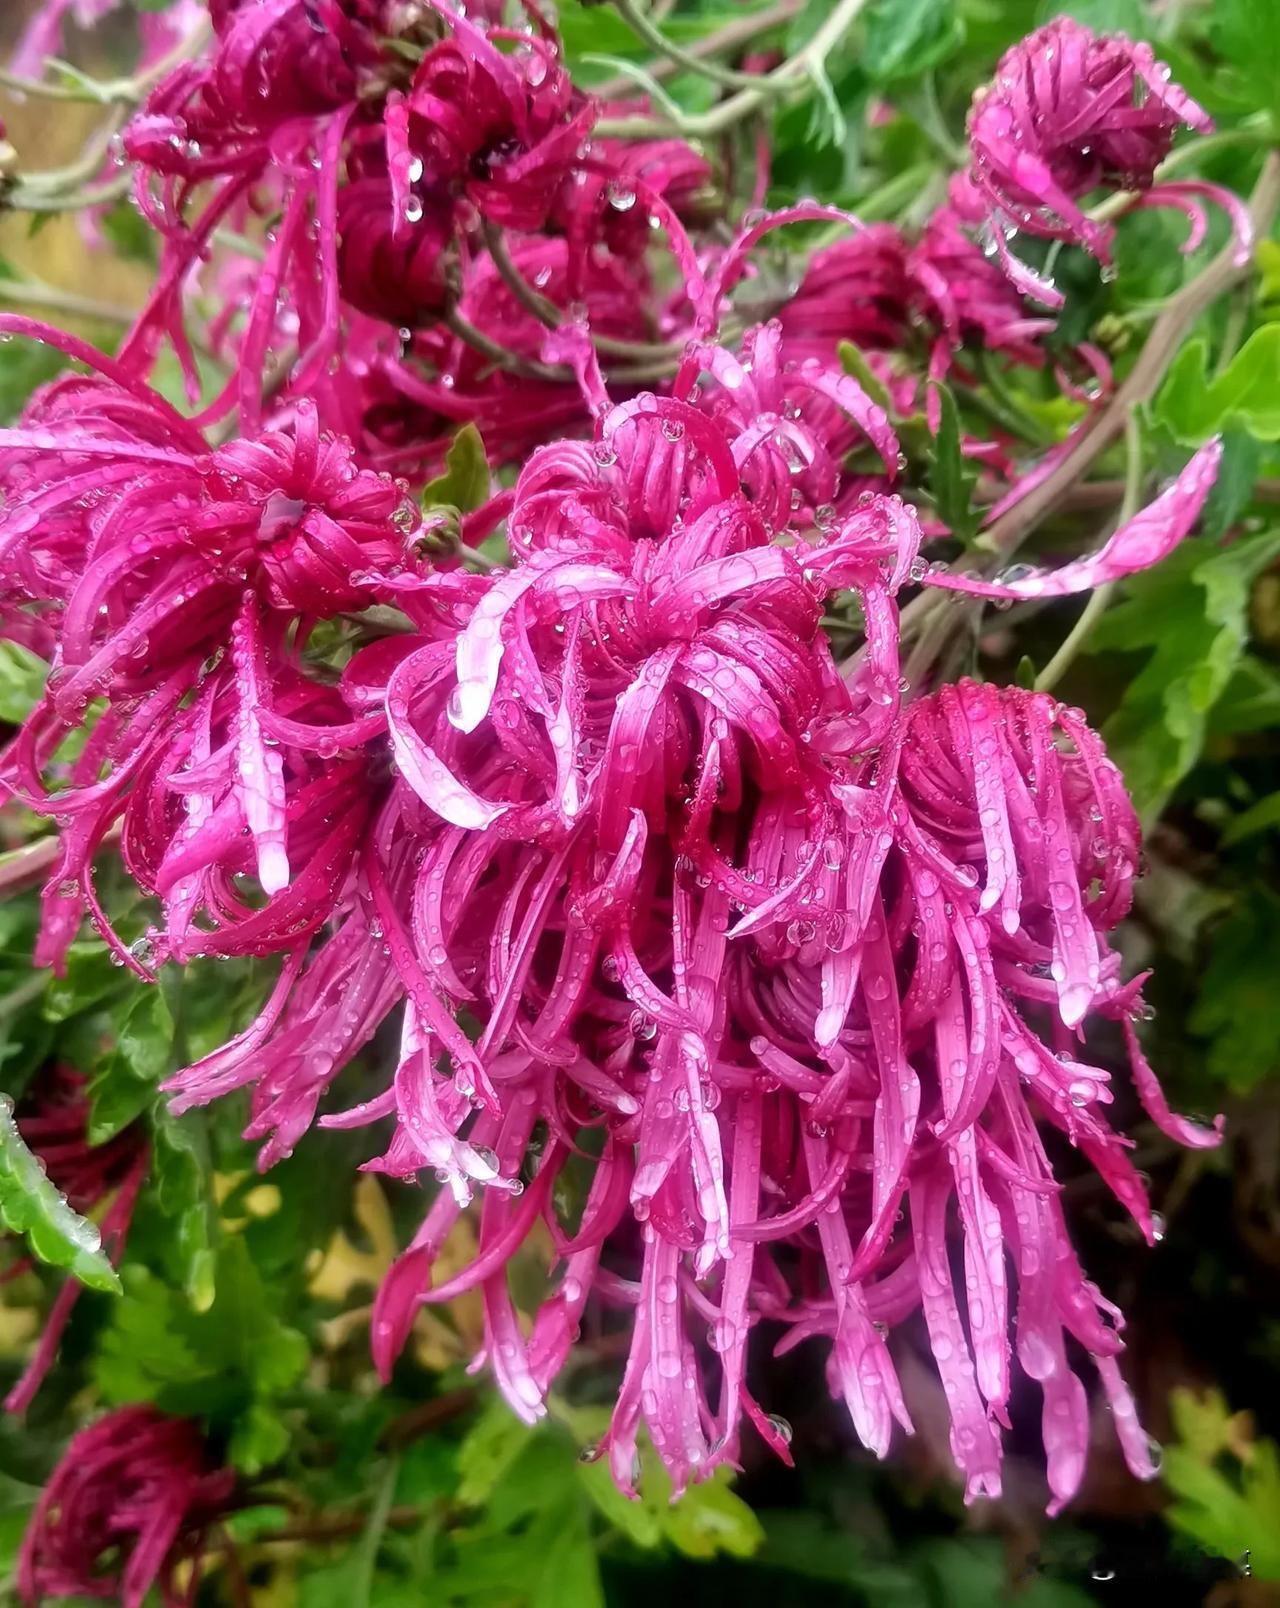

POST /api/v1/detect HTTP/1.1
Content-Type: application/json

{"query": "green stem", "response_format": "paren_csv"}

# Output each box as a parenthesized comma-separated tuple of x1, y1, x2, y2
(591, 0, 803, 101)
(1035, 414, 1145, 693)
(352, 1459, 399, 1608)
(596, 0, 872, 140)
(0, 277, 137, 326)
(611, 0, 768, 92)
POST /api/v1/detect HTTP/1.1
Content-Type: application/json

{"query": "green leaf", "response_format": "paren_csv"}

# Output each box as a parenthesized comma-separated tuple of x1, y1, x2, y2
(838, 340, 893, 414)
(864, 0, 963, 84)
(571, 1407, 763, 1562)
(0, 338, 64, 426)
(1221, 790, 1280, 845)
(152, 1104, 216, 1307)
(1088, 528, 1280, 819)
(422, 424, 492, 517)
(99, 199, 158, 266)
(663, 1469, 765, 1560)
(927, 381, 979, 542)
(1164, 1388, 1280, 1581)
(1156, 325, 1280, 444)
(1199, 431, 1263, 540)
(95, 1239, 307, 1470)
(1211, 0, 1280, 128)
(0, 1096, 121, 1292)
(116, 985, 174, 1082)
(456, 1396, 535, 1507)
(1189, 889, 1280, 1091)
(0, 641, 47, 724)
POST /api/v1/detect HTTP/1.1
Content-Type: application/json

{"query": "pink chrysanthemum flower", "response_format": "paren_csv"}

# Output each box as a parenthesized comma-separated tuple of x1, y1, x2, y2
(968, 19, 1210, 253)
(0, 318, 421, 972)
(122, 0, 392, 417)
(388, 3, 595, 235)
(963, 20, 1250, 305)
(156, 308, 1223, 1507)
(2, 1069, 148, 1415)
(18, 1406, 235, 1608)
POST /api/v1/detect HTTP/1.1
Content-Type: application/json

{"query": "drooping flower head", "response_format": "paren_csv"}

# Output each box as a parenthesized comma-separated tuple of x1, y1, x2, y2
(18, 1407, 235, 1608)
(967, 19, 1211, 259)
(150, 246, 1226, 1508)
(387, 2, 594, 235)
(960, 19, 1256, 308)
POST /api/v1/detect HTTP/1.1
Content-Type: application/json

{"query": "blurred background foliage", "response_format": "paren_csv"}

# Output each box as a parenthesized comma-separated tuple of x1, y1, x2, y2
(2, 0, 1280, 1603)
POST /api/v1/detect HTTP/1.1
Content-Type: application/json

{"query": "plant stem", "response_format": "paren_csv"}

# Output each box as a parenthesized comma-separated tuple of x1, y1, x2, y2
(611, 0, 770, 92)
(1035, 414, 1145, 692)
(352, 1459, 398, 1608)
(0, 277, 137, 326)
(442, 304, 570, 384)
(596, 0, 872, 140)
(984, 148, 1280, 556)
(592, 0, 803, 100)
(481, 220, 694, 361)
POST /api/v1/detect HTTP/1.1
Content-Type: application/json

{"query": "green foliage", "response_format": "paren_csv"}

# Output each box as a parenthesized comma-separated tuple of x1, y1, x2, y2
(0, 1095, 120, 1292)
(422, 424, 492, 518)
(1164, 1389, 1280, 1581)
(927, 382, 980, 543)
(1156, 325, 1280, 444)
(862, 0, 963, 85)
(1189, 890, 1280, 1090)
(1210, 0, 1280, 129)
(4, 2, 1280, 1603)
(1087, 529, 1280, 820)
(0, 641, 47, 724)
(94, 1238, 307, 1472)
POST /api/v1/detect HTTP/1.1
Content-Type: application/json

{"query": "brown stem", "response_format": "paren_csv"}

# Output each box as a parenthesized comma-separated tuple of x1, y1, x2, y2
(984, 149, 1280, 555)
(379, 1386, 479, 1450)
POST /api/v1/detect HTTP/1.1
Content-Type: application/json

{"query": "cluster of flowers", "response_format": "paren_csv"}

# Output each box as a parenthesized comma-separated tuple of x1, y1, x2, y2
(0, 4, 1239, 1601)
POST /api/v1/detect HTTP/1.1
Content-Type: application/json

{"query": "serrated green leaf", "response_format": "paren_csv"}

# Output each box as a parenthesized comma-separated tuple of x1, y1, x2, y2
(95, 1239, 307, 1470)
(1189, 889, 1280, 1091)
(927, 381, 979, 542)
(0, 1097, 120, 1292)
(1156, 325, 1280, 444)
(1088, 528, 1280, 819)
(422, 424, 491, 517)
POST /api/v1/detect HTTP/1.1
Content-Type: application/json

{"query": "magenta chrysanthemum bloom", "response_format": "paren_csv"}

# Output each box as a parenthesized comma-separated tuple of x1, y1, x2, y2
(388, 3, 595, 235)
(967, 19, 1211, 265)
(0, 319, 421, 971)
(18, 1406, 235, 1608)
(3, 1069, 148, 1415)
(961, 20, 1256, 311)
(121, 0, 392, 416)
(148, 282, 1227, 1507)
